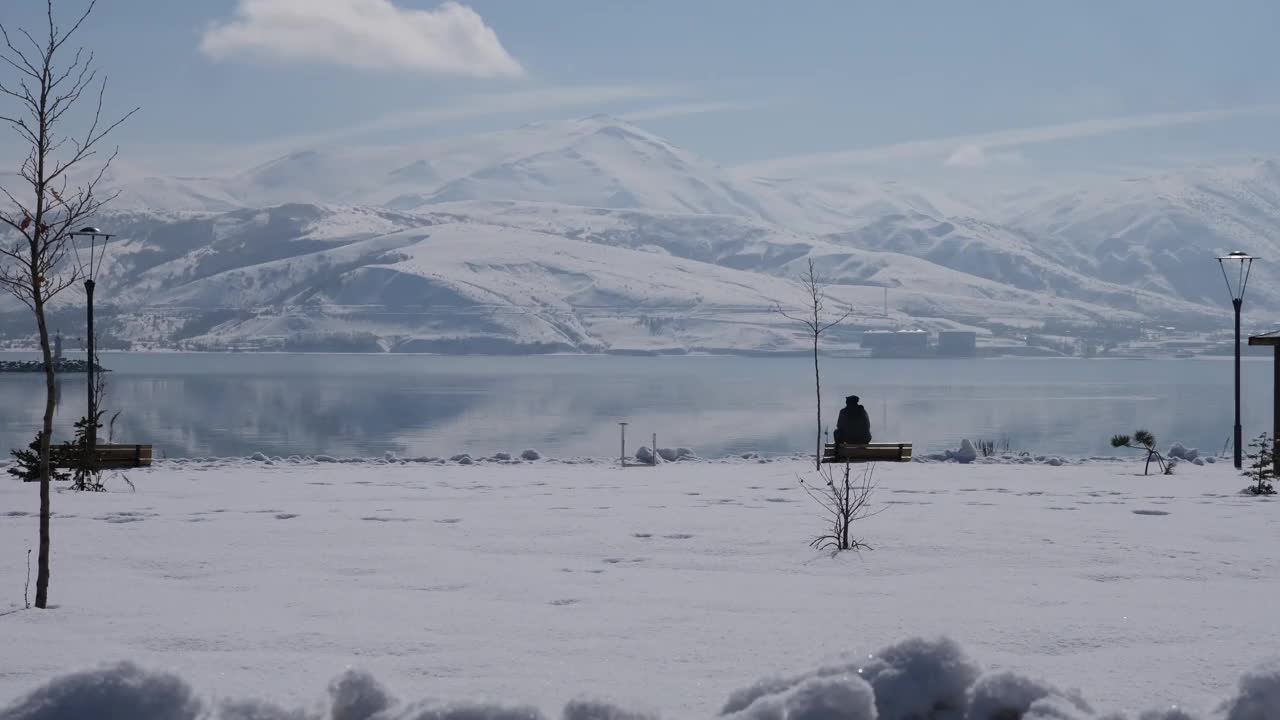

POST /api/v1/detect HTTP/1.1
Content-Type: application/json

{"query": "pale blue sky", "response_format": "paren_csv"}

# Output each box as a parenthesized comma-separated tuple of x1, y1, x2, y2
(3, 0, 1279, 178)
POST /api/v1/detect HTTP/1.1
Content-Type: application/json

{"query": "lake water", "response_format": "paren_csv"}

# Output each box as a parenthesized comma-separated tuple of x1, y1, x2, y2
(0, 352, 1274, 460)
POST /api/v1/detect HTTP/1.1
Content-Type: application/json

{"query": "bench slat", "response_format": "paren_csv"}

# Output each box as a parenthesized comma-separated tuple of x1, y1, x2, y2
(50, 444, 154, 469)
(821, 442, 913, 464)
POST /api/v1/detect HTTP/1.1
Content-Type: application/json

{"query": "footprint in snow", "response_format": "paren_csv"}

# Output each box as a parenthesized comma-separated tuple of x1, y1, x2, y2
(96, 511, 156, 524)
(550, 598, 579, 607)
(633, 533, 653, 539)
(275, 513, 299, 520)
(664, 533, 694, 540)
(765, 497, 791, 503)
(435, 518, 463, 524)
(4, 511, 30, 517)
(1132, 509, 1171, 516)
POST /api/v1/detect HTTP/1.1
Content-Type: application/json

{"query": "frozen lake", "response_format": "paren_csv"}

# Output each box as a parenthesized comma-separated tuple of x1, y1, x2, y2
(0, 352, 1273, 459)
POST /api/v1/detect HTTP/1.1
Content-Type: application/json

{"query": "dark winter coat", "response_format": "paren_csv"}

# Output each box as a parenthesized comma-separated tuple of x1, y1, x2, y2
(834, 402, 872, 445)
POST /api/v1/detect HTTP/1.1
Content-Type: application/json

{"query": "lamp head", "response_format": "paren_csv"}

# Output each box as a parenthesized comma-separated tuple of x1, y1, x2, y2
(1217, 251, 1256, 303)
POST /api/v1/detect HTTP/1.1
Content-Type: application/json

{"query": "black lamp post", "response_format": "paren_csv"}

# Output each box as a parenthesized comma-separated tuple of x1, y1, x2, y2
(1218, 250, 1255, 469)
(69, 226, 113, 451)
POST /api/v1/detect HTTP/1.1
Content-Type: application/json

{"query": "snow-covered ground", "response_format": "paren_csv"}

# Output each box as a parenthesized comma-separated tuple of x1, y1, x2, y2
(1, 457, 1278, 718)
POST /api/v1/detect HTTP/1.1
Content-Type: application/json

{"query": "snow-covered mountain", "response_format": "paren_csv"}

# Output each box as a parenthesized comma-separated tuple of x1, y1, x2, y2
(1009, 159, 1280, 308)
(7, 116, 1272, 353)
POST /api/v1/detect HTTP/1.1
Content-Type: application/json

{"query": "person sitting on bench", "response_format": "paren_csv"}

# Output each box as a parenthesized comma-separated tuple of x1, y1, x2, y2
(834, 395, 872, 445)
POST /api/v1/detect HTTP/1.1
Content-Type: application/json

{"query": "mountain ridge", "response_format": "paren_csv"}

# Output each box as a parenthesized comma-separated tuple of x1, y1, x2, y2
(4, 116, 1274, 353)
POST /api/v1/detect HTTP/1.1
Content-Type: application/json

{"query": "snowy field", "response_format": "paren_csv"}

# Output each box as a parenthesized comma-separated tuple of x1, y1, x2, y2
(1, 456, 1278, 718)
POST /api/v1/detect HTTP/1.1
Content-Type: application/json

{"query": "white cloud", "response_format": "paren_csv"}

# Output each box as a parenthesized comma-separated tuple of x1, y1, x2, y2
(338, 86, 678, 141)
(943, 144, 989, 167)
(943, 144, 1025, 168)
(200, 0, 523, 78)
(114, 85, 683, 175)
(740, 103, 1280, 177)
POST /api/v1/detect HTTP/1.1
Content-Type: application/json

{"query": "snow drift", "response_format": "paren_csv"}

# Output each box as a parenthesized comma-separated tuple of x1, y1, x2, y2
(2, 637, 1275, 720)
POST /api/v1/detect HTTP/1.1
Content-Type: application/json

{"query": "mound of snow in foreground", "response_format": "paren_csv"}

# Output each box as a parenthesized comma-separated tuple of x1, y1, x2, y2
(2, 636, 1275, 720)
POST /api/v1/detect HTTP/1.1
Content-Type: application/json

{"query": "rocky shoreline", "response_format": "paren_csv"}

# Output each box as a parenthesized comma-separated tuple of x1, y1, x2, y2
(0, 359, 107, 374)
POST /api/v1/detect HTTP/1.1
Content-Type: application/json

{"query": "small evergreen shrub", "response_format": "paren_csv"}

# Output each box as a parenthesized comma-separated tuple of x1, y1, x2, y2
(1111, 430, 1174, 475)
(1243, 432, 1276, 496)
(8, 432, 70, 483)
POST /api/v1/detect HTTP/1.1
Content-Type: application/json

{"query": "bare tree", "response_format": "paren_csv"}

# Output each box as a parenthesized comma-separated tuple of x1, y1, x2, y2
(0, 0, 135, 609)
(800, 463, 879, 553)
(774, 259, 853, 469)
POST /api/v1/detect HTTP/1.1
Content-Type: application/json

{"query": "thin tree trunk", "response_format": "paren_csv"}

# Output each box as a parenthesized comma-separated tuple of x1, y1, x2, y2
(841, 468, 850, 550)
(34, 294, 53, 608)
(813, 333, 821, 470)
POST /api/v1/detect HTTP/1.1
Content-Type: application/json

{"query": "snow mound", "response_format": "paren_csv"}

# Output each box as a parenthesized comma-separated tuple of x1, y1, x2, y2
(861, 636, 980, 719)
(944, 440, 978, 464)
(0, 662, 202, 720)
(561, 699, 658, 720)
(655, 447, 697, 462)
(5, 637, 1280, 719)
(720, 637, 978, 718)
(966, 670, 1092, 719)
(726, 675, 876, 720)
(1168, 443, 1200, 462)
(1217, 659, 1280, 720)
(521, 449, 543, 461)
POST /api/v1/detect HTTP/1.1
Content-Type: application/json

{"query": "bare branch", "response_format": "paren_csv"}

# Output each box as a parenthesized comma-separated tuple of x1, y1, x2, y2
(773, 301, 817, 330)
(49, 0, 98, 57)
(0, 24, 42, 79)
(818, 305, 855, 335)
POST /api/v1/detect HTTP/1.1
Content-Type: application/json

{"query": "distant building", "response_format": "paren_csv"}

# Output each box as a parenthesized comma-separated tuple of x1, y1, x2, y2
(861, 329, 929, 358)
(54, 332, 62, 362)
(937, 331, 977, 357)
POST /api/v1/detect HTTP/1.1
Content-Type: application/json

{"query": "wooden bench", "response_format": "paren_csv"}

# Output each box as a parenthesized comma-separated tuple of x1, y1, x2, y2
(822, 443, 913, 464)
(51, 444, 153, 470)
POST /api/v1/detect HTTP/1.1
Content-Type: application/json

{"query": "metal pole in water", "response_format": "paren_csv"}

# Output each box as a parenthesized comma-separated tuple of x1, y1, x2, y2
(619, 422, 628, 467)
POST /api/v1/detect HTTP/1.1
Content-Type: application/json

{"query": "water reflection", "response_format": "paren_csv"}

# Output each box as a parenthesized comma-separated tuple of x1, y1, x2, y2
(0, 354, 1272, 459)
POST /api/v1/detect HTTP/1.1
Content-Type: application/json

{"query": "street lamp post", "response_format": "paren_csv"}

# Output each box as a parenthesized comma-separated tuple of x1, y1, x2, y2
(69, 227, 113, 453)
(1218, 251, 1255, 469)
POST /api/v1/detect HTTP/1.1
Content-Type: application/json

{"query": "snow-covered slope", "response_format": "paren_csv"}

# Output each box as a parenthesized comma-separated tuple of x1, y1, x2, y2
(1010, 159, 1280, 308)
(16, 116, 1274, 352)
(88, 205, 1171, 353)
